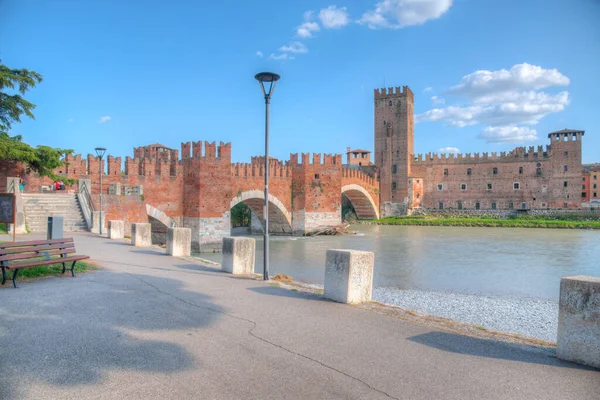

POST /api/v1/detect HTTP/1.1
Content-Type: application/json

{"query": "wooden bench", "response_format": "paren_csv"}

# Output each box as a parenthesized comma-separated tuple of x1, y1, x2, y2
(0, 238, 90, 288)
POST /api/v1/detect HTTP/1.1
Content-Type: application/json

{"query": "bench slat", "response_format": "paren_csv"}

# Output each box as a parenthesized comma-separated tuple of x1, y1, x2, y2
(0, 248, 76, 262)
(0, 242, 75, 256)
(0, 238, 74, 249)
(3, 255, 90, 270)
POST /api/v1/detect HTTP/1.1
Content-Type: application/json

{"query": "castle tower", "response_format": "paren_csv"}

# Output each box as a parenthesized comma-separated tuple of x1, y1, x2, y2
(548, 129, 584, 208)
(374, 86, 414, 215)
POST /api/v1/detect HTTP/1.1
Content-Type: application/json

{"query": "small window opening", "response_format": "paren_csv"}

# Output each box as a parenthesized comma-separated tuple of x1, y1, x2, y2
(467, 168, 472, 176)
(508, 202, 514, 210)
(521, 202, 527, 209)
(564, 151, 569, 156)
(487, 183, 492, 190)
(388, 100, 393, 107)
(475, 202, 480, 210)
(438, 201, 444, 210)
(564, 181, 568, 188)
(460, 183, 467, 191)
(519, 166, 523, 174)
(392, 164, 397, 174)
(514, 182, 520, 190)
(491, 202, 497, 210)
(564, 165, 568, 172)
(314, 174, 319, 179)
(437, 184, 443, 191)
(392, 181, 397, 190)
(457, 201, 463, 210)
(493, 167, 498, 175)
(444, 168, 448, 176)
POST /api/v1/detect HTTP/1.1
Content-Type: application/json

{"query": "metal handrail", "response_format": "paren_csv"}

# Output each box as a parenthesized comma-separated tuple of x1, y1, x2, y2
(80, 184, 96, 212)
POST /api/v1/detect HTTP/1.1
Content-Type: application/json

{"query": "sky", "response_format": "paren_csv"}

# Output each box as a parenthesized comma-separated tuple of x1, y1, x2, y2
(1, 0, 599, 164)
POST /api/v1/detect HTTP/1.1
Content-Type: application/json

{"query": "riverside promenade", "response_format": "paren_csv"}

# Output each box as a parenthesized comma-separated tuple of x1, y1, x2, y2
(0, 233, 598, 399)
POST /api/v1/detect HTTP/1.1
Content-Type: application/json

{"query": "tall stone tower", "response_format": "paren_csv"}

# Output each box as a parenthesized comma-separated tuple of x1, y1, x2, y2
(374, 86, 414, 216)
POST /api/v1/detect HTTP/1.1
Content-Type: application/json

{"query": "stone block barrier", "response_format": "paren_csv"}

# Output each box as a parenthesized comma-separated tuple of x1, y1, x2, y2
(222, 237, 255, 275)
(131, 223, 152, 247)
(91, 211, 105, 234)
(557, 276, 600, 369)
(324, 249, 374, 304)
(108, 220, 124, 239)
(167, 228, 191, 257)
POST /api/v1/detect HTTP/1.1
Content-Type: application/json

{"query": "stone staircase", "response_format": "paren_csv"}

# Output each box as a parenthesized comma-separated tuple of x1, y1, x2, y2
(21, 193, 89, 232)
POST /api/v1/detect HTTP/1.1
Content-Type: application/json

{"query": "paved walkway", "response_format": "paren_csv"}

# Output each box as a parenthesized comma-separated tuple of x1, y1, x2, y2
(0, 233, 598, 399)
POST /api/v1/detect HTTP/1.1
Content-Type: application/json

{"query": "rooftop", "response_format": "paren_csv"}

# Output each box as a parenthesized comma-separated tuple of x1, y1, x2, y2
(346, 149, 371, 154)
(547, 128, 585, 137)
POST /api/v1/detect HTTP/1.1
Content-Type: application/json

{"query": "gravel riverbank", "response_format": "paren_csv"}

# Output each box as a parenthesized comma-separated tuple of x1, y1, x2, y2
(372, 288, 559, 343)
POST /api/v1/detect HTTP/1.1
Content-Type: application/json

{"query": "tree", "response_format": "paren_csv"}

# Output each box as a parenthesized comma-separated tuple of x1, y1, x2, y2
(0, 60, 73, 183)
(0, 59, 43, 132)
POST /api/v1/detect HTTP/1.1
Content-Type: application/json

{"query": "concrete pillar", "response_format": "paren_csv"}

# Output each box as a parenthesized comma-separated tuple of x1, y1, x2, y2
(131, 223, 152, 247)
(91, 211, 106, 234)
(324, 249, 374, 304)
(167, 227, 191, 257)
(108, 220, 125, 239)
(557, 276, 600, 369)
(222, 237, 255, 275)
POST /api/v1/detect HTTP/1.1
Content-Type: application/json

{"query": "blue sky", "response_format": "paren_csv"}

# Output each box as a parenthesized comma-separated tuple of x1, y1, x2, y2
(1, 0, 599, 163)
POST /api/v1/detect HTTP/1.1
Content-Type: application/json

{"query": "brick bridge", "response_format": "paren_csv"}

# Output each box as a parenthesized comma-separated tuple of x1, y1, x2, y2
(15, 141, 379, 252)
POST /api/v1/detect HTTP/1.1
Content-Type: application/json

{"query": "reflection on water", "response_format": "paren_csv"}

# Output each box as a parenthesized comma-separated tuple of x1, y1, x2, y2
(197, 225, 600, 301)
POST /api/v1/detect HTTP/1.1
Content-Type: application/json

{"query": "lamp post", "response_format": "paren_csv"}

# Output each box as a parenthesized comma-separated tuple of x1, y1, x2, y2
(94, 147, 107, 235)
(255, 72, 280, 281)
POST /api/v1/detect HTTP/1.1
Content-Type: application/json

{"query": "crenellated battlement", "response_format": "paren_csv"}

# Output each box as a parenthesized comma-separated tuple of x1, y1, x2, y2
(374, 86, 413, 100)
(413, 145, 552, 165)
(230, 162, 291, 179)
(342, 167, 376, 187)
(288, 153, 342, 165)
(181, 141, 231, 161)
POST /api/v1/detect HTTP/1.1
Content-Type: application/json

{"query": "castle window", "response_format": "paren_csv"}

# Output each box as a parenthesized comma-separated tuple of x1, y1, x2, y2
(542, 203, 547, 208)
(508, 202, 514, 210)
(563, 135, 569, 142)
(487, 183, 493, 190)
(475, 202, 480, 210)
(537, 167, 542, 176)
(491, 202, 497, 210)
(314, 174, 320, 179)
(595, 175, 598, 180)
(564, 151, 569, 156)
(438, 201, 444, 210)
(519, 166, 523, 174)
(444, 168, 448, 176)
(555, 135, 560, 141)
(467, 168, 471, 176)
(437, 184, 443, 191)
(564, 165, 568, 172)
(389, 100, 393, 107)
(493, 167, 498, 175)
(392, 182, 397, 190)
(521, 202, 527, 209)
(457, 201, 463, 210)
(392, 164, 397, 174)
(460, 183, 467, 191)
(594, 184, 598, 189)
(513, 182, 520, 190)
(583, 185, 586, 189)
(582, 192, 587, 198)
(564, 202, 568, 208)
(573, 134, 577, 141)
(594, 192, 597, 198)
(564, 181, 568, 188)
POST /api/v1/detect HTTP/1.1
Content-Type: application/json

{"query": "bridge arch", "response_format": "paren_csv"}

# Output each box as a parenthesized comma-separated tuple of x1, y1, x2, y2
(342, 184, 379, 220)
(230, 190, 292, 234)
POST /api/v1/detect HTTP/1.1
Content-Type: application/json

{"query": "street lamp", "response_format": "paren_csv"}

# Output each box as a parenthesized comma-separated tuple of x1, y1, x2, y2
(255, 72, 280, 281)
(94, 147, 107, 235)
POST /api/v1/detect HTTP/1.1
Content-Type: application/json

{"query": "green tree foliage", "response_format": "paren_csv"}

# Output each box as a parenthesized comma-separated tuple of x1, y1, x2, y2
(0, 60, 74, 183)
(231, 202, 252, 227)
(0, 60, 43, 132)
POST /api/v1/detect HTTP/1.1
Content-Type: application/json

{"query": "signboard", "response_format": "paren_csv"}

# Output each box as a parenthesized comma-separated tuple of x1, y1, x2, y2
(0, 193, 15, 224)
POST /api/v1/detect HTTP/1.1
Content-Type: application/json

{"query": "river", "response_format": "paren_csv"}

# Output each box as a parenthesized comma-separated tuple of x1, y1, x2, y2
(196, 225, 600, 301)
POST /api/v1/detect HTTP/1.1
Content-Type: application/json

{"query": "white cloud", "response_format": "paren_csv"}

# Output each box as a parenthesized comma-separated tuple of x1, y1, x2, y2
(448, 63, 570, 98)
(438, 146, 460, 154)
(423, 86, 433, 92)
(67, 118, 74, 123)
(478, 126, 538, 144)
(279, 41, 308, 54)
(269, 53, 294, 61)
(416, 63, 571, 144)
(319, 6, 350, 29)
(359, 0, 453, 29)
(431, 95, 445, 105)
(98, 116, 111, 123)
(297, 21, 320, 38)
(256, 51, 263, 57)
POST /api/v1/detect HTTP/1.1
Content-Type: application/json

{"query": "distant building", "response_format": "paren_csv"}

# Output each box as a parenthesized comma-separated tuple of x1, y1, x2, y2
(583, 164, 600, 204)
(346, 148, 372, 167)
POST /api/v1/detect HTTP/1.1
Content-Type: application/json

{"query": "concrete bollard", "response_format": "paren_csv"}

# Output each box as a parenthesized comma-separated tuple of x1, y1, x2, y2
(167, 228, 191, 257)
(557, 276, 600, 369)
(131, 223, 152, 247)
(91, 211, 106, 234)
(108, 220, 125, 239)
(324, 249, 374, 304)
(222, 237, 255, 275)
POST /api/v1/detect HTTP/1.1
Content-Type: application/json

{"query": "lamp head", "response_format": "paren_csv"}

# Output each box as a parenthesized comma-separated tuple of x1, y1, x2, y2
(255, 72, 280, 99)
(94, 147, 107, 158)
